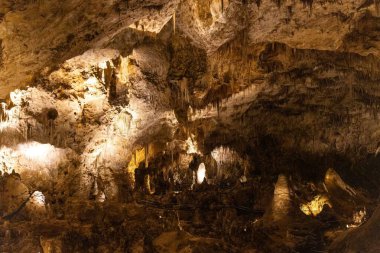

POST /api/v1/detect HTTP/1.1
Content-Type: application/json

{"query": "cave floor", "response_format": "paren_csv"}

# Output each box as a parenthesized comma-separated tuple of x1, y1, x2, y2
(0, 180, 356, 253)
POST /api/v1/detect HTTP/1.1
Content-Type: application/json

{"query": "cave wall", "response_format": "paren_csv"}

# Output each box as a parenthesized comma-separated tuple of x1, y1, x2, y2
(0, 0, 380, 252)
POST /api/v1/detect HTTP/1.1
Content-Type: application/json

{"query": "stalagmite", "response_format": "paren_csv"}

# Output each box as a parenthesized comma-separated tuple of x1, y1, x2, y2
(268, 174, 292, 222)
(0, 1, 379, 252)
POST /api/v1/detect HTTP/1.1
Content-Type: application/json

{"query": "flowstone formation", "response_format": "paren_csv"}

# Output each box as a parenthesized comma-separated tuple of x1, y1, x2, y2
(1, 0, 380, 252)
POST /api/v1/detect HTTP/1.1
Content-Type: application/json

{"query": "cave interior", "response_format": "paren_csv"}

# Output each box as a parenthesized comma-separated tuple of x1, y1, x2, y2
(1, 0, 380, 252)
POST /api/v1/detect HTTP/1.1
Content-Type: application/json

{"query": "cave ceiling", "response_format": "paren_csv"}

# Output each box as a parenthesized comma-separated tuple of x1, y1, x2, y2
(1, 0, 380, 252)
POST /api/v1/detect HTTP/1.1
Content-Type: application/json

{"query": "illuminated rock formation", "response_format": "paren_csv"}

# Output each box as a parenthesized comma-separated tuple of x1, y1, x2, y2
(0, 0, 380, 252)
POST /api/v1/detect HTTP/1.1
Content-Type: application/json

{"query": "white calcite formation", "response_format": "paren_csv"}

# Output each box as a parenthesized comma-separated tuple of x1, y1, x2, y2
(0, 1, 380, 252)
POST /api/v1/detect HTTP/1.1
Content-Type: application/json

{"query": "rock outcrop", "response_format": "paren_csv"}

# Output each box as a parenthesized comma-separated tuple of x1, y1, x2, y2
(0, 0, 380, 252)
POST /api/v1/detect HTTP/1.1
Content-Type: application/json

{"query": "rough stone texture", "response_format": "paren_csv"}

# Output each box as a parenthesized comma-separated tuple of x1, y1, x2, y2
(0, 0, 380, 252)
(330, 205, 380, 253)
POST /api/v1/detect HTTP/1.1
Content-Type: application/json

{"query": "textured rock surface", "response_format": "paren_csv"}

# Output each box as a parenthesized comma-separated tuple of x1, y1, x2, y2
(329, 205, 380, 253)
(0, 0, 380, 252)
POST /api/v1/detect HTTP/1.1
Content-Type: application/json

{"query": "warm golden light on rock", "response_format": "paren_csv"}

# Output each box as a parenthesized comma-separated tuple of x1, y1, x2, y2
(300, 195, 332, 217)
(0, 1, 379, 252)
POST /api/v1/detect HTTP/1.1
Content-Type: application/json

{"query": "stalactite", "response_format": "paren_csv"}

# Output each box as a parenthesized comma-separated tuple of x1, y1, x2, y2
(49, 120, 53, 143)
(173, 13, 176, 35)
(145, 144, 148, 167)
(217, 100, 220, 117)
(300, 0, 313, 13)
(254, 0, 262, 7)
(273, 0, 282, 8)
(0, 102, 6, 122)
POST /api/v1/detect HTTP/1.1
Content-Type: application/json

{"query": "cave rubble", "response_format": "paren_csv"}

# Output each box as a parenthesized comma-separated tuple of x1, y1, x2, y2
(1, 0, 380, 252)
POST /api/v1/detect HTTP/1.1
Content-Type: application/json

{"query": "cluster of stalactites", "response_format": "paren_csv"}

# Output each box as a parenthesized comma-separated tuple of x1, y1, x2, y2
(211, 146, 249, 178)
(0, 102, 9, 123)
(270, 0, 313, 9)
(94, 57, 127, 101)
(178, 78, 190, 105)
(233, 0, 314, 9)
